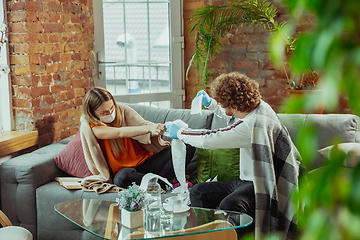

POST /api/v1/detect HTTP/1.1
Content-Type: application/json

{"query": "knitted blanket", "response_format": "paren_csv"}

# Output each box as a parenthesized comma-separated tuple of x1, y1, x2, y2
(251, 101, 301, 240)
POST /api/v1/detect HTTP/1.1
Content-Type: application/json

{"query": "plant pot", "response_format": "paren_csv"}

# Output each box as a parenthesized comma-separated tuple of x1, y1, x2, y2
(121, 209, 144, 229)
(289, 89, 325, 114)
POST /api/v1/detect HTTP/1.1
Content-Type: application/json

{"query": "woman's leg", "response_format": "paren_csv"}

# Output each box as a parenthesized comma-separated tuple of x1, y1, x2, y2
(113, 167, 144, 188)
(136, 144, 196, 181)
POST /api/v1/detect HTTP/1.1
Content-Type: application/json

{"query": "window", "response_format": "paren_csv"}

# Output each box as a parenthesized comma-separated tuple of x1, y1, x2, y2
(94, 0, 184, 108)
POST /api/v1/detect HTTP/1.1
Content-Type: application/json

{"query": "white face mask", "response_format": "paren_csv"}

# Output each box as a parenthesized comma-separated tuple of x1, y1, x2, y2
(99, 109, 116, 123)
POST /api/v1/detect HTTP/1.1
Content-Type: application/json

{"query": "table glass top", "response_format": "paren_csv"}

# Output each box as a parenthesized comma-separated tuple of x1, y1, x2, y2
(55, 199, 253, 240)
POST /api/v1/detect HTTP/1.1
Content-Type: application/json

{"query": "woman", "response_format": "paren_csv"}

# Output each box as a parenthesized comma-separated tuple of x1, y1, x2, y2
(80, 87, 195, 191)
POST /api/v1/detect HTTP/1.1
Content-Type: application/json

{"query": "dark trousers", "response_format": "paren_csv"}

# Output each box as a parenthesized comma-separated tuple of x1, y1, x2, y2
(190, 180, 255, 238)
(113, 144, 196, 189)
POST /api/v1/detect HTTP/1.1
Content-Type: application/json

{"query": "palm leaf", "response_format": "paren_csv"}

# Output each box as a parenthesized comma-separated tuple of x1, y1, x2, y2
(187, 0, 293, 85)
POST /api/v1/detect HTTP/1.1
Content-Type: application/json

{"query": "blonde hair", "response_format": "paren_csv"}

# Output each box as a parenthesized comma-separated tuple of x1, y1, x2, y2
(82, 87, 124, 156)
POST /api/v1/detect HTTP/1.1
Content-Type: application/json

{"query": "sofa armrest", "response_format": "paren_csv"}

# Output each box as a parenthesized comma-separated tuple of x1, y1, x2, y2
(0, 138, 70, 236)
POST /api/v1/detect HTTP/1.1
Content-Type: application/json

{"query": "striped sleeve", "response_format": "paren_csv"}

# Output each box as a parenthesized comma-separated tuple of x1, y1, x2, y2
(177, 120, 252, 149)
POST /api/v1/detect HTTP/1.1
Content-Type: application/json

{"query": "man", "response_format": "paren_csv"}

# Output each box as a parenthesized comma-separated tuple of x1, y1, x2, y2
(167, 72, 301, 239)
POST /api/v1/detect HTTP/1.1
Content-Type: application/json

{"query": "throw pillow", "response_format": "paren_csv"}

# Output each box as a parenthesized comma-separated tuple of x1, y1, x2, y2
(318, 143, 360, 168)
(195, 148, 240, 183)
(54, 131, 92, 178)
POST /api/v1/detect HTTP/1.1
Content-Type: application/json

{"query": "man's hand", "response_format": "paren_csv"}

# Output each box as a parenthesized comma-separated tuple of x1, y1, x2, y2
(166, 124, 182, 139)
(196, 90, 212, 107)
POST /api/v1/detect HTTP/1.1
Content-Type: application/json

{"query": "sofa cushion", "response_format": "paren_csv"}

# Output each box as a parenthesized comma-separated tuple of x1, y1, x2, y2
(54, 131, 92, 178)
(194, 148, 240, 183)
(319, 143, 360, 168)
(126, 103, 214, 129)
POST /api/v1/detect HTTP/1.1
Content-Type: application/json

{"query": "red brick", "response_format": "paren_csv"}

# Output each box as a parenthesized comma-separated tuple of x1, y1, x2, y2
(53, 73, 61, 82)
(64, 23, 83, 33)
(12, 98, 31, 108)
(44, 23, 64, 33)
(10, 55, 29, 65)
(66, 89, 75, 99)
(26, 1, 42, 11)
(43, 3, 63, 12)
(16, 86, 32, 98)
(60, 129, 71, 139)
(54, 102, 72, 112)
(83, 69, 93, 78)
(51, 83, 71, 93)
(74, 97, 83, 107)
(44, 43, 63, 53)
(71, 14, 80, 23)
(32, 86, 50, 98)
(51, 53, 61, 62)
(55, 91, 67, 102)
(11, 2, 26, 11)
(29, 43, 44, 53)
(12, 76, 32, 86)
(71, 53, 81, 60)
(8, 12, 27, 22)
(27, 22, 43, 33)
(29, 54, 40, 64)
(43, 95, 56, 105)
(61, 53, 71, 61)
(40, 75, 53, 85)
(49, 12, 61, 23)
(233, 60, 259, 69)
(49, 33, 60, 43)
(14, 65, 31, 75)
(46, 63, 59, 73)
(32, 98, 41, 107)
(74, 87, 85, 97)
(10, 22, 26, 33)
(61, 13, 71, 23)
(26, 11, 38, 22)
(249, 69, 259, 77)
(63, 3, 80, 14)
(39, 12, 50, 22)
(28, 33, 40, 43)
(9, 33, 29, 43)
(31, 65, 46, 76)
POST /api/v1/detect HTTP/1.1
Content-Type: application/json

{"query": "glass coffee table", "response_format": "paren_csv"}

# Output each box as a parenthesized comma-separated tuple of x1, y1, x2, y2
(55, 199, 253, 240)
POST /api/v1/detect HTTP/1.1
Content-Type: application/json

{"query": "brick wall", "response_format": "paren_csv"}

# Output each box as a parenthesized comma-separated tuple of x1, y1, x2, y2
(7, 0, 95, 147)
(183, 0, 291, 111)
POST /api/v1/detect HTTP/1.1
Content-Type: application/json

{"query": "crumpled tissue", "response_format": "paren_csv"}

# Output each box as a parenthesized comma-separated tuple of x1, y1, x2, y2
(190, 93, 203, 115)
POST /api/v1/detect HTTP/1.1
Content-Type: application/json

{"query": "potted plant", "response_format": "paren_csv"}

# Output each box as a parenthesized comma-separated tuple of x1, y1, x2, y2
(187, 0, 318, 91)
(116, 182, 148, 229)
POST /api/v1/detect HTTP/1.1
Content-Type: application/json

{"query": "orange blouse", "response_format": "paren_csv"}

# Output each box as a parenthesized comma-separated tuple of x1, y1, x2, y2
(90, 124, 154, 174)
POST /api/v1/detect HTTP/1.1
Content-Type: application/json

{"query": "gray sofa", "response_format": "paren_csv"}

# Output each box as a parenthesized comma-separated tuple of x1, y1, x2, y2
(1, 103, 359, 240)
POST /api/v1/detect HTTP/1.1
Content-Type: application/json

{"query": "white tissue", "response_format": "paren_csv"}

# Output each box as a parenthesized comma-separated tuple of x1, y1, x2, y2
(191, 94, 203, 115)
(164, 120, 190, 205)
(139, 173, 172, 191)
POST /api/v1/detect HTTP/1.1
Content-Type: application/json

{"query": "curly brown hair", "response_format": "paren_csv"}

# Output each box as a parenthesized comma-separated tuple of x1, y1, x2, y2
(210, 72, 261, 112)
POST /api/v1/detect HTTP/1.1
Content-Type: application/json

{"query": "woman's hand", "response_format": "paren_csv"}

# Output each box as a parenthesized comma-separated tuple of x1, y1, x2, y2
(148, 123, 165, 137)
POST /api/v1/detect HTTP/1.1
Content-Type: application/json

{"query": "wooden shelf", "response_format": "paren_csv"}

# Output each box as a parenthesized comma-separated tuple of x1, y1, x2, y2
(0, 131, 38, 158)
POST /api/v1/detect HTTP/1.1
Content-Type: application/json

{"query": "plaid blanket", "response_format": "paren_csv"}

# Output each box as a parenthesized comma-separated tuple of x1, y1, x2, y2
(252, 101, 301, 239)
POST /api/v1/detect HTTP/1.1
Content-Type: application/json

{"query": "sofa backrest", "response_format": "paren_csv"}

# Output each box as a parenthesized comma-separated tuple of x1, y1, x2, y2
(125, 103, 214, 129)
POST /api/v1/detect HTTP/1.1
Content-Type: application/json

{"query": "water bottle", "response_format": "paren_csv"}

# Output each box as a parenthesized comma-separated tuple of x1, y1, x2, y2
(145, 177, 161, 233)
(146, 177, 161, 214)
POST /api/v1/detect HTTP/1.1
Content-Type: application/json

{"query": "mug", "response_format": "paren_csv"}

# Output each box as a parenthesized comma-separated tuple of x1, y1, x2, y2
(165, 196, 183, 212)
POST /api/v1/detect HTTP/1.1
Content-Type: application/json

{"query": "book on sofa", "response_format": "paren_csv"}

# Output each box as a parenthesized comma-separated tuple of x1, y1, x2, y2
(55, 177, 83, 190)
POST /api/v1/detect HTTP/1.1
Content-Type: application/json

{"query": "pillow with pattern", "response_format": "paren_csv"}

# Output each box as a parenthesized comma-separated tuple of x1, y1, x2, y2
(54, 131, 92, 178)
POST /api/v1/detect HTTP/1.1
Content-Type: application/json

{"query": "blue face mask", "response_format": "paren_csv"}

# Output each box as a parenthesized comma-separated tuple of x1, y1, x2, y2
(99, 109, 116, 123)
